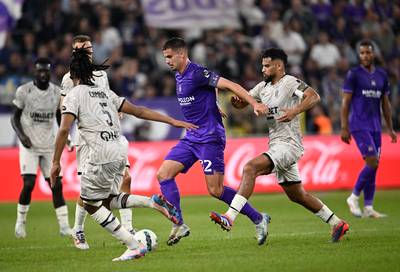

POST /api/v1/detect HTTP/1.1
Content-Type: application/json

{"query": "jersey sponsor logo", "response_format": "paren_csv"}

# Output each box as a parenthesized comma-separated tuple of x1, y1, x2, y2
(268, 107, 279, 115)
(362, 89, 382, 98)
(30, 112, 54, 123)
(178, 96, 195, 106)
(100, 130, 120, 141)
(89, 91, 108, 99)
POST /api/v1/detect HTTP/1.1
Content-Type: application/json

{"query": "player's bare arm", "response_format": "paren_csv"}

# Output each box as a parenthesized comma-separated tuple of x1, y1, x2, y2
(340, 92, 353, 144)
(120, 100, 198, 130)
(50, 113, 75, 187)
(277, 87, 320, 122)
(216, 77, 267, 116)
(10, 106, 32, 148)
(230, 96, 249, 109)
(381, 95, 397, 143)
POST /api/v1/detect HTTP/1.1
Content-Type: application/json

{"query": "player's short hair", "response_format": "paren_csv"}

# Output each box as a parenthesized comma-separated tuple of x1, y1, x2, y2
(72, 35, 91, 46)
(34, 57, 51, 70)
(359, 39, 374, 50)
(162, 37, 187, 51)
(70, 47, 109, 86)
(262, 48, 288, 66)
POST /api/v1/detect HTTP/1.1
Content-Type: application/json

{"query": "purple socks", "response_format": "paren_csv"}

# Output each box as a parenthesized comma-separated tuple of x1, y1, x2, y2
(219, 186, 263, 224)
(354, 165, 377, 206)
(160, 179, 183, 224)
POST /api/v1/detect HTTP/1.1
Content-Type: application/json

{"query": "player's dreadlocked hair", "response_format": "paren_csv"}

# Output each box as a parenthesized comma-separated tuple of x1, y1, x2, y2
(69, 47, 109, 86)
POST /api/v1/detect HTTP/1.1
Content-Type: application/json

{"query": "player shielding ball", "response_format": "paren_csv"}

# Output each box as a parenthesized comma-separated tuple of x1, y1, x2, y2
(51, 48, 196, 261)
(210, 48, 349, 243)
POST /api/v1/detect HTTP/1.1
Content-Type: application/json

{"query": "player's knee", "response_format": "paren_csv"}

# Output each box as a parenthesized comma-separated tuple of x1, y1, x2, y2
(365, 157, 379, 170)
(287, 192, 304, 204)
(243, 163, 257, 177)
(157, 168, 172, 182)
(22, 174, 36, 192)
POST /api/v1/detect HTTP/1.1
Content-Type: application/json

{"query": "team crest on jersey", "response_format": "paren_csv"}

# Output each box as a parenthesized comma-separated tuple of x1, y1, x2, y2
(371, 80, 376, 86)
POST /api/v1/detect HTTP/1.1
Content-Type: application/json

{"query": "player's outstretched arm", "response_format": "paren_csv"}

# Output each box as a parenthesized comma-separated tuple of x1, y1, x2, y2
(216, 77, 267, 116)
(50, 113, 75, 188)
(340, 92, 352, 144)
(382, 95, 397, 143)
(120, 100, 198, 130)
(277, 87, 320, 122)
(10, 106, 32, 148)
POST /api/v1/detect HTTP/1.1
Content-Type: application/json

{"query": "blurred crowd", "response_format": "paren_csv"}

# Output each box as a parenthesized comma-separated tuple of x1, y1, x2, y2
(0, 0, 399, 138)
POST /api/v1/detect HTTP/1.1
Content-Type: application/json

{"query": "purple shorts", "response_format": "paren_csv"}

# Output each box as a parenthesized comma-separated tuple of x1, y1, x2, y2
(352, 130, 381, 158)
(165, 138, 225, 175)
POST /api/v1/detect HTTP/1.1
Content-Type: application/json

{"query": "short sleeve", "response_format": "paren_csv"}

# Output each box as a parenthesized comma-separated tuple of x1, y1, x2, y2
(342, 70, 355, 93)
(193, 68, 220, 88)
(103, 71, 110, 89)
(286, 76, 309, 97)
(108, 89, 125, 111)
(61, 73, 74, 96)
(249, 82, 264, 102)
(12, 86, 25, 109)
(62, 90, 79, 118)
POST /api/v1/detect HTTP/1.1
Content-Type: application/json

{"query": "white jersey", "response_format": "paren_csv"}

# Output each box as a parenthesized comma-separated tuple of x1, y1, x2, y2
(61, 70, 109, 146)
(62, 84, 128, 164)
(12, 81, 60, 153)
(61, 70, 109, 96)
(249, 75, 308, 150)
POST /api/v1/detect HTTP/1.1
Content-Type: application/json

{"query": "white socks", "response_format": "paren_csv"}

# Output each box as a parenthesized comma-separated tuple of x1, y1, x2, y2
(91, 206, 139, 249)
(349, 193, 360, 200)
(55, 205, 70, 228)
(119, 208, 133, 232)
(225, 194, 248, 222)
(73, 203, 88, 231)
(315, 205, 341, 227)
(16, 204, 29, 225)
(110, 194, 154, 209)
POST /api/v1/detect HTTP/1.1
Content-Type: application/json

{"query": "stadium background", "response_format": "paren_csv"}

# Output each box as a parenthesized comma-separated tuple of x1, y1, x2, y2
(0, 0, 399, 201)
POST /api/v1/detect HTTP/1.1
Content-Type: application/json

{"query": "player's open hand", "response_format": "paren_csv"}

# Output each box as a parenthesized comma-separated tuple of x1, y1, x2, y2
(340, 128, 351, 144)
(50, 162, 61, 188)
(389, 130, 397, 143)
(20, 135, 32, 148)
(253, 102, 268, 116)
(171, 120, 199, 131)
(277, 108, 297, 122)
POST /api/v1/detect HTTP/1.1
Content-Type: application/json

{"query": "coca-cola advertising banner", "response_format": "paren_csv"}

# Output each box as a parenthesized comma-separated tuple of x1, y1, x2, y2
(0, 135, 398, 202)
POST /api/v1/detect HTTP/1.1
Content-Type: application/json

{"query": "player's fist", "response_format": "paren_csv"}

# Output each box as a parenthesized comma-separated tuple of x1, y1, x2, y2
(389, 130, 397, 143)
(230, 96, 248, 109)
(253, 102, 268, 116)
(20, 135, 32, 148)
(340, 128, 351, 144)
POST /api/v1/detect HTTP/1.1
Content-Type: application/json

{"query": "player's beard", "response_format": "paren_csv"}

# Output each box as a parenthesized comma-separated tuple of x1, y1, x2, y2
(264, 75, 273, 83)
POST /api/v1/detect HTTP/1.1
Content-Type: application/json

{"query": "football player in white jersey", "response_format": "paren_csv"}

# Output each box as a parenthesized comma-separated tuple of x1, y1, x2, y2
(12, 58, 72, 238)
(210, 48, 350, 243)
(51, 48, 196, 261)
(61, 35, 181, 250)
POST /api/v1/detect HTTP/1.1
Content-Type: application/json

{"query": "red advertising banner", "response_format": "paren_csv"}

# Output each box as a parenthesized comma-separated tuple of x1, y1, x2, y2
(0, 135, 398, 202)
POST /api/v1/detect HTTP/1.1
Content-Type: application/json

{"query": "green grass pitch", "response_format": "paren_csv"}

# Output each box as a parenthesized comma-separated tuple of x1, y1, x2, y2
(1, 190, 399, 272)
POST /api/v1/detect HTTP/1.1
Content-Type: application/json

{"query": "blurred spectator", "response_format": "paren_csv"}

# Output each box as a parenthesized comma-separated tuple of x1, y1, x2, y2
(310, 32, 341, 69)
(309, 104, 333, 135)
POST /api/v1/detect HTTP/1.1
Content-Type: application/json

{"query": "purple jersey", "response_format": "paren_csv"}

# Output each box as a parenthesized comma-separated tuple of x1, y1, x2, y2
(342, 65, 390, 132)
(175, 62, 225, 143)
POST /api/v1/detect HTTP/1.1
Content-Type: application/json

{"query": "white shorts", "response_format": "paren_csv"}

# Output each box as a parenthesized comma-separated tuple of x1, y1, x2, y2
(265, 142, 303, 184)
(76, 145, 130, 174)
(80, 160, 125, 201)
(19, 145, 57, 177)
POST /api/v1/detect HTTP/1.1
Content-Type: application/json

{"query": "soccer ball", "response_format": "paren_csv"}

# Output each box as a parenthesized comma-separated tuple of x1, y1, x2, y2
(133, 229, 158, 251)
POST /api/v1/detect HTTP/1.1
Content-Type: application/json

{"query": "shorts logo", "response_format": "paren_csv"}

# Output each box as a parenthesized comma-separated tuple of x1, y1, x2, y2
(368, 146, 373, 151)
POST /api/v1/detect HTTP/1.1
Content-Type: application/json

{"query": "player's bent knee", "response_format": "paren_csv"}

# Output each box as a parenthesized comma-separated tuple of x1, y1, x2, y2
(207, 185, 223, 198)
(243, 163, 257, 177)
(22, 174, 36, 192)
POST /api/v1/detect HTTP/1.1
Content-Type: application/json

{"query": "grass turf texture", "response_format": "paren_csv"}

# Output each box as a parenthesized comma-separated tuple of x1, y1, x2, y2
(1, 190, 399, 272)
